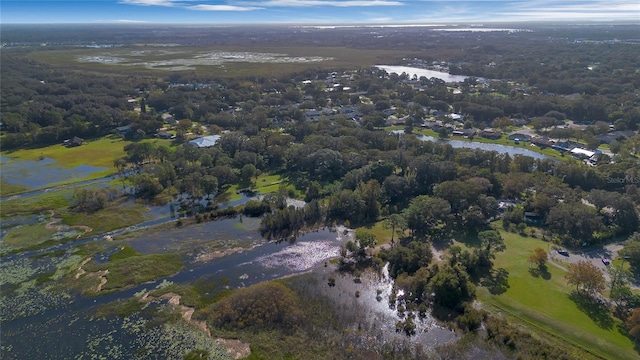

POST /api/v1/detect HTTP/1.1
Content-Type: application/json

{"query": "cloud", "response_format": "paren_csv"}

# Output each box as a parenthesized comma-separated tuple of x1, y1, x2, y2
(113, 19, 152, 22)
(497, 0, 640, 21)
(256, 0, 403, 6)
(121, 0, 404, 9)
(119, 0, 179, 6)
(188, 4, 263, 10)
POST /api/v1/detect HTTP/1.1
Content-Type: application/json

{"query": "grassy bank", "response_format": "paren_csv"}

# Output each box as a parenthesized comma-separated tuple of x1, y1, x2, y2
(0, 181, 30, 197)
(62, 203, 148, 236)
(478, 227, 637, 360)
(0, 190, 71, 217)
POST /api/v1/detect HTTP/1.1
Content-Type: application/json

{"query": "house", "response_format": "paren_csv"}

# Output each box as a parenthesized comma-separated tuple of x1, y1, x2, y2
(155, 130, 175, 139)
(508, 133, 532, 141)
(531, 137, 553, 148)
(452, 128, 477, 137)
(524, 212, 542, 224)
(479, 130, 502, 140)
(570, 147, 596, 159)
(161, 113, 176, 124)
(188, 135, 221, 148)
(510, 118, 528, 126)
(596, 130, 636, 145)
(115, 124, 133, 135)
(64, 136, 84, 147)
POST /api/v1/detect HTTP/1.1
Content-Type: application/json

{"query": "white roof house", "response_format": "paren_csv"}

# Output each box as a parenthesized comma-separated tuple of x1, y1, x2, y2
(570, 147, 595, 158)
(188, 135, 221, 148)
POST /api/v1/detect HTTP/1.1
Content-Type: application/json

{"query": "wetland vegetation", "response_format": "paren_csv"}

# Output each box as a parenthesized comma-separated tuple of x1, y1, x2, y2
(2, 23, 640, 359)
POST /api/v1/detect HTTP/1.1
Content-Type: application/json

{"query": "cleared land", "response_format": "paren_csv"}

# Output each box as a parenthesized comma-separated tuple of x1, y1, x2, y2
(478, 227, 638, 360)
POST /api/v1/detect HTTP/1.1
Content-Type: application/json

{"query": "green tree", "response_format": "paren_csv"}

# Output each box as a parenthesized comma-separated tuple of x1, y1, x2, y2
(201, 175, 218, 199)
(621, 236, 640, 272)
(429, 264, 475, 309)
(384, 213, 406, 244)
(546, 202, 603, 246)
(240, 163, 257, 185)
(354, 229, 377, 257)
(402, 195, 451, 240)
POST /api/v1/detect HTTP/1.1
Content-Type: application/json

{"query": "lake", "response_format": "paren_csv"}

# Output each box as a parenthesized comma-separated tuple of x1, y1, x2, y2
(392, 130, 553, 160)
(375, 65, 472, 83)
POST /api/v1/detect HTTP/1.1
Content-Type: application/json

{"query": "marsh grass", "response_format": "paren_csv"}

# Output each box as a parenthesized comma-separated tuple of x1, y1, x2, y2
(85, 253, 184, 293)
(0, 190, 71, 217)
(62, 203, 148, 236)
(29, 45, 401, 78)
(0, 181, 30, 197)
(2, 223, 57, 251)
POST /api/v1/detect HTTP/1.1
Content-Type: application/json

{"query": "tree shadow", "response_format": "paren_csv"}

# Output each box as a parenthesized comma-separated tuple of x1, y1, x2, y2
(568, 290, 613, 330)
(480, 267, 510, 295)
(528, 263, 552, 280)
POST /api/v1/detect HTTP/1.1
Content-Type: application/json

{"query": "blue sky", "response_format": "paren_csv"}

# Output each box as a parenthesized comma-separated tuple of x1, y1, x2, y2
(2, 0, 639, 24)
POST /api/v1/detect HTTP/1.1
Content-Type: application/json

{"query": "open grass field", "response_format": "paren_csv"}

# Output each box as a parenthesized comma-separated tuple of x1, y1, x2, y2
(221, 174, 286, 202)
(4, 135, 130, 169)
(478, 226, 638, 360)
(27, 45, 402, 78)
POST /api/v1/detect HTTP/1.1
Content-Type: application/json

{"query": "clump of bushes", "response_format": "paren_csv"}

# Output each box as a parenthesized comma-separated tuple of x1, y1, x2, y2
(209, 282, 304, 331)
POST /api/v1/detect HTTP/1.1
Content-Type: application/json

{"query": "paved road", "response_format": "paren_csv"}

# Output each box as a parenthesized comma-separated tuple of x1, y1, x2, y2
(550, 243, 637, 288)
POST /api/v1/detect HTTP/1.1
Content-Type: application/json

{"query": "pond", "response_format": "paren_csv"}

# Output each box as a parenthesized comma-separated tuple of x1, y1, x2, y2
(375, 65, 474, 83)
(392, 130, 553, 160)
(0, 156, 109, 189)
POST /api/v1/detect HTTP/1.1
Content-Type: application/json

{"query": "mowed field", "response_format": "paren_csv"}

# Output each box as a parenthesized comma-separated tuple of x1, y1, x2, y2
(3, 136, 172, 169)
(478, 227, 638, 360)
(27, 45, 403, 78)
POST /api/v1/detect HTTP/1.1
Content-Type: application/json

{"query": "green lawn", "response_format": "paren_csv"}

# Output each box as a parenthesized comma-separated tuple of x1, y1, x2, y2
(3, 135, 131, 169)
(221, 174, 286, 202)
(357, 220, 393, 247)
(478, 228, 638, 360)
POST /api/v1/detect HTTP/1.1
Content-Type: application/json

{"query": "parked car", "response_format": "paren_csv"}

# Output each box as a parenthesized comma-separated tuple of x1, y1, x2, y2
(557, 249, 569, 256)
(602, 258, 611, 266)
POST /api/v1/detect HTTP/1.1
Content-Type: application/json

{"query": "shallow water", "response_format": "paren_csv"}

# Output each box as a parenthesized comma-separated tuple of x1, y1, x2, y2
(310, 264, 458, 348)
(1, 157, 108, 189)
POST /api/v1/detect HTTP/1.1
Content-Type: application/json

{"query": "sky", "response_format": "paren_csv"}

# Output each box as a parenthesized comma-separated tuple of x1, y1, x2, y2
(2, 0, 639, 25)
